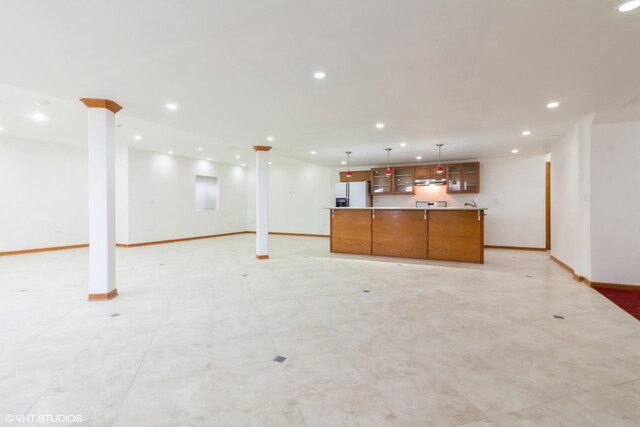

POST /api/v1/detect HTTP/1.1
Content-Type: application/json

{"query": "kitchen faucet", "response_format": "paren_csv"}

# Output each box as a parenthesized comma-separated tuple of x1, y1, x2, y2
(464, 201, 477, 208)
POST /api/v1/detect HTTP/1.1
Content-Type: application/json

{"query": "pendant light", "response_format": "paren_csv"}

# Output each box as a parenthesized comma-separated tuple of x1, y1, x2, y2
(384, 148, 392, 176)
(435, 144, 445, 174)
(345, 151, 352, 178)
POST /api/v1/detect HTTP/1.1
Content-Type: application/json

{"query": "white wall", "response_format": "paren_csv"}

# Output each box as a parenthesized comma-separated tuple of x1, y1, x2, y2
(550, 115, 594, 279)
(590, 121, 640, 285)
(0, 138, 88, 251)
(115, 144, 129, 244)
(246, 159, 333, 235)
(550, 124, 580, 269)
(331, 156, 547, 248)
(127, 148, 247, 244)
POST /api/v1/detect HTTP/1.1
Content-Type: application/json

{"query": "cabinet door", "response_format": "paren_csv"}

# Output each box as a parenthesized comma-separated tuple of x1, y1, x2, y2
(415, 166, 430, 179)
(372, 210, 427, 259)
(446, 164, 462, 193)
(330, 210, 372, 255)
(393, 167, 415, 194)
(339, 170, 372, 183)
(428, 210, 484, 263)
(461, 163, 480, 193)
(371, 169, 392, 194)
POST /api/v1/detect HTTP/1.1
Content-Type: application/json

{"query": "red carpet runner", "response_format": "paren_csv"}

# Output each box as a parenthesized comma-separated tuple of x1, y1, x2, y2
(596, 288, 640, 321)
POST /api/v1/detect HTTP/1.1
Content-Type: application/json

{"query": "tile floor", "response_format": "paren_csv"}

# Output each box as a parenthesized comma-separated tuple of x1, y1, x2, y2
(1, 234, 639, 426)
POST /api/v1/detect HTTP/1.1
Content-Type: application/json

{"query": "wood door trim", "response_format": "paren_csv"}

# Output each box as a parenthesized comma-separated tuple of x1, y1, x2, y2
(546, 161, 551, 250)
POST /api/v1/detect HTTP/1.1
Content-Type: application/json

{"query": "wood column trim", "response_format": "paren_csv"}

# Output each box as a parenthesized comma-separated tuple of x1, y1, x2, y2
(256, 255, 270, 260)
(88, 288, 118, 301)
(80, 98, 123, 114)
(253, 145, 272, 152)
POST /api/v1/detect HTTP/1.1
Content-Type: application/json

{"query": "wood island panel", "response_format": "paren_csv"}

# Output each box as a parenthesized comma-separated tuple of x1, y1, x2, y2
(330, 209, 372, 255)
(428, 210, 484, 263)
(372, 210, 427, 259)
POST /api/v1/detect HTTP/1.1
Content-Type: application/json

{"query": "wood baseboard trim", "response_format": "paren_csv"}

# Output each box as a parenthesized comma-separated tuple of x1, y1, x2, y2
(550, 255, 574, 274)
(550, 255, 640, 290)
(269, 232, 330, 238)
(591, 282, 640, 291)
(256, 255, 269, 260)
(88, 289, 118, 301)
(485, 245, 547, 251)
(118, 232, 251, 247)
(0, 244, 89, 257)
(245, 231, 330, 238)
(5, 231, 326, 255)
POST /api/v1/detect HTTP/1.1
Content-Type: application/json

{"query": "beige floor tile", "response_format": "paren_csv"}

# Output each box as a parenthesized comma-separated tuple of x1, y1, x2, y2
(371, 372, 486, 426)
(210, 398, 305, 427)
(209, 361, 295, 411)
(297, 384, 402, 427)
(1, 237, 639, 426)
(282, 351, 367, 396)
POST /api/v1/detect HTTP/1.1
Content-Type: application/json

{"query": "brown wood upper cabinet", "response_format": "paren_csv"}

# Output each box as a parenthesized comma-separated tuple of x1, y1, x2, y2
(446, 162, 480, 194)
(339, 170, 371, 182)
(393, 167, 415, 194)
(371, 167, 416, 195)
(415, 165, 445, 180)
(371, 168, 393, 194)
(415, 166, 430, 179)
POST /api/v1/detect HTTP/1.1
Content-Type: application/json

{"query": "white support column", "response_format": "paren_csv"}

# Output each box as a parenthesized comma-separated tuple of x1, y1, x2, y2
(81, 98, 122, 300)
(253, 145, 272, 260)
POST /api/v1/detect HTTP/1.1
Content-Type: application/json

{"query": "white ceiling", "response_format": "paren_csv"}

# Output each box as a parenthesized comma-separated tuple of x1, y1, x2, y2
(1, 0, 639, 166)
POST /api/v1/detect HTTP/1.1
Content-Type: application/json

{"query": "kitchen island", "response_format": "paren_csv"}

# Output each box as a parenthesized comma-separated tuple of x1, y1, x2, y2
(328, 207, 487, 263)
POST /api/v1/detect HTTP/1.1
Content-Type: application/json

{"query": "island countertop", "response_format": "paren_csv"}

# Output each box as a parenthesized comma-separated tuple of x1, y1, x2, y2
(326, 207, 487, 211)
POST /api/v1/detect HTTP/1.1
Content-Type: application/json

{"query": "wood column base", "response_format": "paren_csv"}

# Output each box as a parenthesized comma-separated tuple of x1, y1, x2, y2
(88, 289, 118, 301)
(256, 255, 269, 260)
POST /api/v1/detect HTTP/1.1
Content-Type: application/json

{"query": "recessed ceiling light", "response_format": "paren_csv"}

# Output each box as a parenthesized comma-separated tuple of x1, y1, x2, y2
(134, 134, 142, 140)
(341, 161, 347, 165)
(0, 126, 3, 131)
(207, 158, 212, 161)
(242, 163, 246, 167)
(512, 149, 519, 154)
(32, 112, 46, 122)
(168, 151, 174, 155)
(400, 142, 406, 147)
(313, 71, 326, 79)
(166, 103, 178, 110)
(416, 156, 422, 160)
(311, 151, 317, 154)
(268, 161, 273, 165)
(522, 130, 531, 136)
(235, 155, 240, 159)
(197, 147, 203, 151)
(266, 136, 274, 142)
(546, 101, 560, 109)
(375, 122, 385, 129)
(618, 1, 640, 12)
